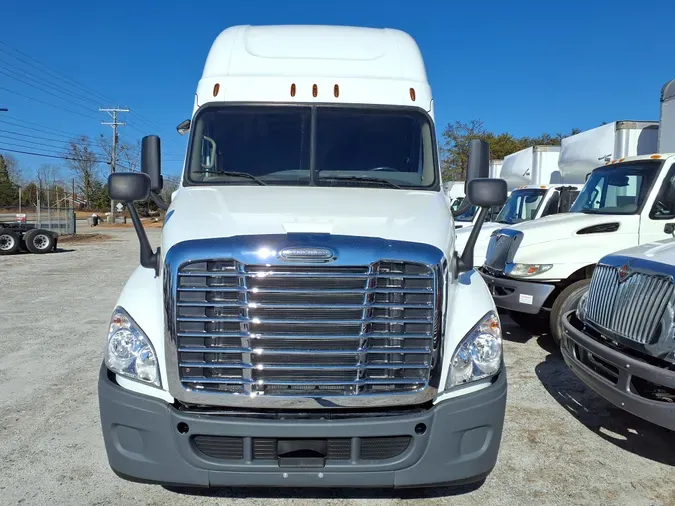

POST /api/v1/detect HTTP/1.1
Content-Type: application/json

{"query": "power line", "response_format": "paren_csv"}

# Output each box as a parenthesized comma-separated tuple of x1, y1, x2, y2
(0, 40, 114, 104)
(0, 85, 99, 120)
(0, 117, 82, 138)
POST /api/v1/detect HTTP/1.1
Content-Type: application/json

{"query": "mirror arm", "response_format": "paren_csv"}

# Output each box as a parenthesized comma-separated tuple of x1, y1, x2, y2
(455, 206, 490, 274)
(127, 201, 160, 276)
(150, 191, 170, 211)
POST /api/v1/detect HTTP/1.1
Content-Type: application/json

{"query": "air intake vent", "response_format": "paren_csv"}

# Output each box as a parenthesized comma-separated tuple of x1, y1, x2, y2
(577, 223, 620, 234)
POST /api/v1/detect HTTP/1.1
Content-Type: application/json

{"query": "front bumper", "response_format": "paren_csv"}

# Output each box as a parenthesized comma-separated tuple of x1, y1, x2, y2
(561, 310, 675, 431)
(98, 363, 507, 489)
(479, 270, 555, 314)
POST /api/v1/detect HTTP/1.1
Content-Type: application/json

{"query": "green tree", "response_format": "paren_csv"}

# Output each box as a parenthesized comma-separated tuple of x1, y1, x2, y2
(441, 120, 581, 181)
(0, 154, 18, 207)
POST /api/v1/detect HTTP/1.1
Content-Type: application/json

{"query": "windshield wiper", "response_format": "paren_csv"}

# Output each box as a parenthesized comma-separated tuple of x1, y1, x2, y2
(319, 176, 402, 189)
(193, 170, 267, 186)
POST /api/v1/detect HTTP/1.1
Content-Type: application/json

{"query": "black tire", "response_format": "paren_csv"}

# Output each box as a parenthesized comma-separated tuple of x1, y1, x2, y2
(0, 230, 21, 255)
(508, 310, 549, 334)
(24, 229, 56, 254)
(550, 279, 591, 347)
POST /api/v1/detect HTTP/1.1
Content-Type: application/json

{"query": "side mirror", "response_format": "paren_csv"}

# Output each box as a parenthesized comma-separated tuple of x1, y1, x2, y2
(108, 173, 151, 202)
(456, 178, 508, 275)
(467, 178, 508, 208)
(452, 139, 490, 218)
(177, 119, 191, 135)
(141, 135, 163, 192)
(108, 172, 159, 276)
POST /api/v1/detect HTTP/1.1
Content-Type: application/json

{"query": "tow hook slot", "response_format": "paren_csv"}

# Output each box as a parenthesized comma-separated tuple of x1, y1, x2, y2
(277, 439, 327, 468)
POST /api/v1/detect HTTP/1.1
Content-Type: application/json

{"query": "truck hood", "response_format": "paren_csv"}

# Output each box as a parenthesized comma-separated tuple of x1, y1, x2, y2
(161, 186, 454, 256)
(500, 212, 629, 244)
(603, 238, 675, 265)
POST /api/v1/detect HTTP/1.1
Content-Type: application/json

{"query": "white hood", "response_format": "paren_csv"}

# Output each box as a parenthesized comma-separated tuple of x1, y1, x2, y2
(454, 222, 502, 265)
(605, 238, 675, 265)
(161, 186, 454, 256)
(498, 212, 641, 275)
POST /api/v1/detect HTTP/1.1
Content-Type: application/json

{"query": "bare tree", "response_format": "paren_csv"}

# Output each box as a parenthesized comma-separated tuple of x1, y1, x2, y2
(3, 153, 24, 187)
(65, 136, 100, 207)
(160, 178, 180, 204)
(99, 134, 141, 172)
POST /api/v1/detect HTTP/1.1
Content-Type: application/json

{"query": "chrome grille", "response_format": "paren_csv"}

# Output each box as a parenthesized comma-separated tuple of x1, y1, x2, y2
(174, 260, 438, 398)
(585, 264, 674, 344)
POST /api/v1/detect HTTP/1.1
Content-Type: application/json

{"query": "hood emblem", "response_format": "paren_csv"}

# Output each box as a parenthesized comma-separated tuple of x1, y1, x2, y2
(278, 247, 335, 262)
(617, 263, 631, 283)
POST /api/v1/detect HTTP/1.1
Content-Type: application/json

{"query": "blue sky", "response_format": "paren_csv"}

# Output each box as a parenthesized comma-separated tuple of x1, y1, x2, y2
(1, 0, 674, 180)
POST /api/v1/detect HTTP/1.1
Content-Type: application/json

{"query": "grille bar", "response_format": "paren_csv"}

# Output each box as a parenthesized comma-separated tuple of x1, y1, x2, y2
(174, 258, 437, 399)
(586, 264, 674, 344)
(178, 346, 431, 354)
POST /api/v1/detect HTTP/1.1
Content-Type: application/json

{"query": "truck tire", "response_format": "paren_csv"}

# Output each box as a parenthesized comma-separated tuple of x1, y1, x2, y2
(24, 229, 56, 254)
(550, 279, 591, 347)
(0, 230, 20, 255)
(508, 310, 549, 335)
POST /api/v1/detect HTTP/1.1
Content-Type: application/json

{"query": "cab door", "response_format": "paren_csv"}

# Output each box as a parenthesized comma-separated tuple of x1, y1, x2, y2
(639, 161, 675, 244)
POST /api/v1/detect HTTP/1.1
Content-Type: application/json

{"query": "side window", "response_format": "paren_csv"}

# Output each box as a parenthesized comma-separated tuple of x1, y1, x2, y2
(649, 166, 675, 220)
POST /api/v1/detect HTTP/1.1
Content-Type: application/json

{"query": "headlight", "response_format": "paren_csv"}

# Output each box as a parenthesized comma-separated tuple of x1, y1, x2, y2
(447, 311, 502, 389)
(576, 291, 589, 322)
(506, 263, 553, 277)
(105, 307, 161, 387)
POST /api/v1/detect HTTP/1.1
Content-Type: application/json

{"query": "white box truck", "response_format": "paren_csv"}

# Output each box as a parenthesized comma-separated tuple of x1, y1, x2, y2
(489, 159, 503, 179)
(455, 144, 584, 265)
(98, 24, 509, 489)
(659, 79, 675, 153)
(561, 238, 675, 430)
(478, 118, 667, 345)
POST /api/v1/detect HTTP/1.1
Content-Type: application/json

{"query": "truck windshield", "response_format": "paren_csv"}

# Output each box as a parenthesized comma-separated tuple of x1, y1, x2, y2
(495, 188, 547, 224)
(455, 205, 478, 222)
(186, 105, 438, 190)
(570, 161, 662, 215)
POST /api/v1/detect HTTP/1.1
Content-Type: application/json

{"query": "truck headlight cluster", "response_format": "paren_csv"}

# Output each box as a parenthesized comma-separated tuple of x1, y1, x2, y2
(506, 263, 553, 277)
(447, 311, 502, 388)
(106, 307, 161, 387)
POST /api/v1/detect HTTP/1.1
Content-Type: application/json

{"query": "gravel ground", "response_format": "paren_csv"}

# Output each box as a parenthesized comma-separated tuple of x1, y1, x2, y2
(0, 226, 673, 506)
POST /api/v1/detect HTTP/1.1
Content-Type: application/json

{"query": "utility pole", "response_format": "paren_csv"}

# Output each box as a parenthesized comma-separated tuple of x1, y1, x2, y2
(100, 107, 129, 223)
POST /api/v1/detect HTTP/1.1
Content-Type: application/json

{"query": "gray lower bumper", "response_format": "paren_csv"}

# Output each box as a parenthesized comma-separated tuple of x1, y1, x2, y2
(98, 364, 507, 489)
(561, 310, 675, 431)
(479, 270, 555, 314)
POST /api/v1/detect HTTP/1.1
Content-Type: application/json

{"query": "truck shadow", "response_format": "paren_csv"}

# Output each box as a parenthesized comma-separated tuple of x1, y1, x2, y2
(163, 479, 485, 500)
(534, 353, 675, 466)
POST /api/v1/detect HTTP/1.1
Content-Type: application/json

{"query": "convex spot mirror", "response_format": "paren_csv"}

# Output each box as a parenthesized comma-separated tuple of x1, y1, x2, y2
(467, 178, 508, 208)
(108, 172, 151, 202)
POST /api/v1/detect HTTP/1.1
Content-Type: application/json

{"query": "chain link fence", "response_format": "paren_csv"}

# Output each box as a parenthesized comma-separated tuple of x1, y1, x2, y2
(0, 187, 76, 235)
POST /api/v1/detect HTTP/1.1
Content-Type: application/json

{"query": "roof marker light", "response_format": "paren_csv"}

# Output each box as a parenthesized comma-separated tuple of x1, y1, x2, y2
(290, 83, 296, 97)
(213, 83, 220, 97)
(650, 154, 662, 159)
(334, 84, 339, 98)
(312, 84, 318, 97)
(410, 88, 416, 101)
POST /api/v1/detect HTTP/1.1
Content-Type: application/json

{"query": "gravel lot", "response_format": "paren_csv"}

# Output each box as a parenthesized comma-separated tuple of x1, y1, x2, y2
(0, 227, 673, 506)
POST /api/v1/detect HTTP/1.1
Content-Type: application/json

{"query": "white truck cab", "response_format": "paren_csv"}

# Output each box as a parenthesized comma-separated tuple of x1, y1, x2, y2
(481, 152, 675, 344)
(561, 238, 675, 430)
(98, 24, 508, 489)
(455, 183, 583, 266)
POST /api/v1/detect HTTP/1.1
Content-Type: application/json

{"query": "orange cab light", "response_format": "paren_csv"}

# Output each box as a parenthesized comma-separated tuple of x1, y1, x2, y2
(334, 84, 339, 98)
(290, 83, 296, 97)
(312, 84, 318, 97)
(410, 88, 416, 101)
(213, 83, 220, 97)
(650, 154, 662, 159)
(619, 158, 625, 162)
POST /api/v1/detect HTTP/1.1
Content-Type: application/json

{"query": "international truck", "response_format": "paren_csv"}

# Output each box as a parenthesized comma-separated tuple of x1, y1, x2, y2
(455, 144, 585, 265)
(452, 160, 505, 228)
(444, 181, 465, 211)
(479, 117, 668, 345)
(561, 238, 675, 430)
(97, 24, 508, 489)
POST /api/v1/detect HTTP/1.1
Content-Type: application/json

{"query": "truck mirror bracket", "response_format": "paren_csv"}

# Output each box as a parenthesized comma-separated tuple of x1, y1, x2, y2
(127, 202, 161, 276)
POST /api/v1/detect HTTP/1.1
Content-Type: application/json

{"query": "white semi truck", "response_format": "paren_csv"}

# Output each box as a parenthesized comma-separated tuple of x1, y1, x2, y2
(479, 117, 667, 345)
(98, 25, 508, 489)
(455, 144, 584, 265)
(561, 238, 675, 430)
